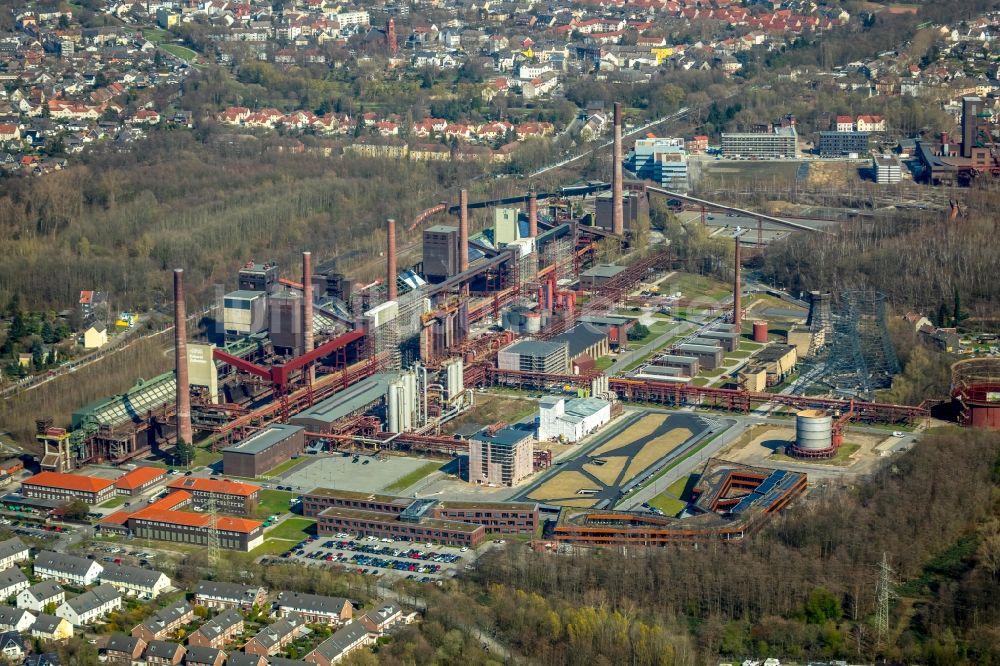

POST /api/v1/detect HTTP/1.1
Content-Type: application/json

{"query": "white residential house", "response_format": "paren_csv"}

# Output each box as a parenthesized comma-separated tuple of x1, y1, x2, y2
(98, 564, 171, 599)
(34, 552, 103, 587)
(0, 606, 35, 632)
(55, 584, 122, 626)
(0, 539, 30, 571)
(0, 567, 29, 601)
(18, 582, 65, 613)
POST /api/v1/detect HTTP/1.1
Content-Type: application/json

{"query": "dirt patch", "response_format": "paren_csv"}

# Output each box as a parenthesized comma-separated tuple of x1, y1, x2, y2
(585, 457, 628, 485)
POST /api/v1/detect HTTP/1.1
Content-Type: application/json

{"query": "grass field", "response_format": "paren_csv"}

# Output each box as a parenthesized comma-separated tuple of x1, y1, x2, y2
(698, 160, 802, 191)
(647, 494, 686, 516)
(623, 428, 692, 480)
(442, 394, 537, 434)
(592, 414, 668, 456)
(253, 490, 297, 519)
(250, 539, 296, 557)
(663, 272, 731, 302)
(265, 517, 315, 541)
(100, 497, 128, 509)
(384, 461, 441, 493)
(193, 448, 222, 468)
(143, 28, 169, 43)
(262, 458, 307, 478)
(667, 473, 697, 500)
(529, 471, 598, 501)
(161, 44, 198, 61)
(594, 356, 614, 371)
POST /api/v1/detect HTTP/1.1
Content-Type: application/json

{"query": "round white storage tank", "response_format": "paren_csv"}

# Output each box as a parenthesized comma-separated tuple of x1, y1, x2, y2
(795, 409, 833, 451)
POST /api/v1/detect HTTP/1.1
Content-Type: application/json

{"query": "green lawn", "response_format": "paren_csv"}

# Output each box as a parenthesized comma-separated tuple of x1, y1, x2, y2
(690, 377, 710, 386)
(193, 448, 222, 468)
(663, 272, 730, 302)
(647, 494, 686, 517)
(143, 28, 169, 43)
(100, 496, 128, 509)
(262, 458, 307, 478)
(594, 356, 614, 372)
(254, 490, 298, 518)
(701, 367, 728, 378)
(250, 539, 298, 557)
(265, 518, 315, 542)
(666, 474, 697, 500)
(161, 44, 198, 61)
(384, 462, 442, 494)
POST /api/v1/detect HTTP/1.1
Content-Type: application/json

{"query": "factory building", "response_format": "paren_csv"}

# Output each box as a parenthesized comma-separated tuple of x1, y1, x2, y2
(238, 261, 280, 294)
(469, 427, 534, 487)
(652, 355, 700, 377)
(873, 154, 902, 184)
(721, 126, 798, 158)
(626, 137, 689, 190)
(222, 424, 305, 478)
(222, 291, 267, 339)
(267, 289, 304, 356)
(698, 330, 739, 353)
(165, 478, 260, 515)
(290, 374, 394, 433)
(579, 264, 627, 290)
(550, 324, 610, 368)
(22, 472, 116, 506)
(303, 489, 539, 537)
(422, 225, 460, 283)
(577, 314, 636, 348)
(818, 131, 870, 157)
(594, 189, 648, 233)
(538, 396, 612, 442)
(743, 344, 798, 387)
(675, 342, 724, 370)
(498, 340, 570, 374)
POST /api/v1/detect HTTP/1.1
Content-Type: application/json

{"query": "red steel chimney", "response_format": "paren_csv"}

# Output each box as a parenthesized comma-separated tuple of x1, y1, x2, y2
(302, 251, 314, 382)
(173, 269, 192, 446)
(733, 236, 742, 334)
(387, 18, 398, 55)
(528, 190, 538, 238)
(386, 219, 398, 301)
(612, 102, 624, 236)
(459, 189, 470, 273)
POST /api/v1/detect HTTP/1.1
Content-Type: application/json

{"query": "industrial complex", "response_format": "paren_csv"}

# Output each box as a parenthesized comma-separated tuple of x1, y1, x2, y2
(13, 101, 951, 555)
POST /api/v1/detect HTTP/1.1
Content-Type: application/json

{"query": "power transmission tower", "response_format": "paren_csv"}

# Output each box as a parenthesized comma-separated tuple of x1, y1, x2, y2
(206, 493, 221, 566)
(875, 552, 895, 648)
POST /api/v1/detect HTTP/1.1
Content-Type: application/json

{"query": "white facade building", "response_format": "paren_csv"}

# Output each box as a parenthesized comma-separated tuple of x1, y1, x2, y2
(538, 397, 612, 443)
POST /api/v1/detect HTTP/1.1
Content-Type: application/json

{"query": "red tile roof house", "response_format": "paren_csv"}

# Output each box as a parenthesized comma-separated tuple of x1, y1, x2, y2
(114, 467, 167, 496)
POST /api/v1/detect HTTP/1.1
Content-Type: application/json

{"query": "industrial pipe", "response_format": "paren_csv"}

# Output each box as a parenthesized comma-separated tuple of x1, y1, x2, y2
(528, 190, 538, 238)
(459, 189, 470, 273)
(613, 102, 624, 236)
(386, 218, 398, 301)
(303, 251, 314, 383)
(173, 269, 193, 445)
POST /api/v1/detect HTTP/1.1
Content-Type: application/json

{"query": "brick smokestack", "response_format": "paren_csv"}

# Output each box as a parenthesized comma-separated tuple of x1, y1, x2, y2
(612, 102, 624, 236)
(528, 190, 538, 238)
(733, 235, 742, 334)
(302, 251, 314, 383)
(386, 219, 398, 301)
(459, 189, 470, 273)
(173, 269, 192, 446)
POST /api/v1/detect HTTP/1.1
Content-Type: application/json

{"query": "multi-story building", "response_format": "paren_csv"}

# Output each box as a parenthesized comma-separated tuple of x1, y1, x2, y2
(193, 581, 267, 612)
(18, 582, 64, 613)
(818, 131, 870, 157)
(131, 601, 193, 642)
(242, 616, 306, 656)
(114, 467, 167, 497)
(237, 261, 279, 294)
(222, 290, 268, 339)
(0, 568, 29, 600)
(98, 564, 171, 599)
(538, 397, 612, 443)
(34, 552, 103, 586)
(627, 137, 689, 190)
(306, 489, 537, 545)
(165, 478, 260, 515)
(0, 538, 29, 570)
(721, 126, 798, 158)
(273, 593, 352, 626)
(127, 511, 264, 552)
(222, 425, 305, 478)
(55, 584, 122, 626)
(22, 472, 116, 505)
(469, 427, 534, 487)
(186, 609, 244, 649)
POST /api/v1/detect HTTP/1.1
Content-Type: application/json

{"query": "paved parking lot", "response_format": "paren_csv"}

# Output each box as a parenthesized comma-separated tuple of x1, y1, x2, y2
(276, 454, 435, 494)
(264, 533, 481, 582)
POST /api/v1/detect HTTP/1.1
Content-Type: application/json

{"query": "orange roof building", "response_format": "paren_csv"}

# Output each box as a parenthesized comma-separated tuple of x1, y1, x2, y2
(114, 467, 167, 496)
(23, 471, 116, 505)
(166, 478, 261, 515)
